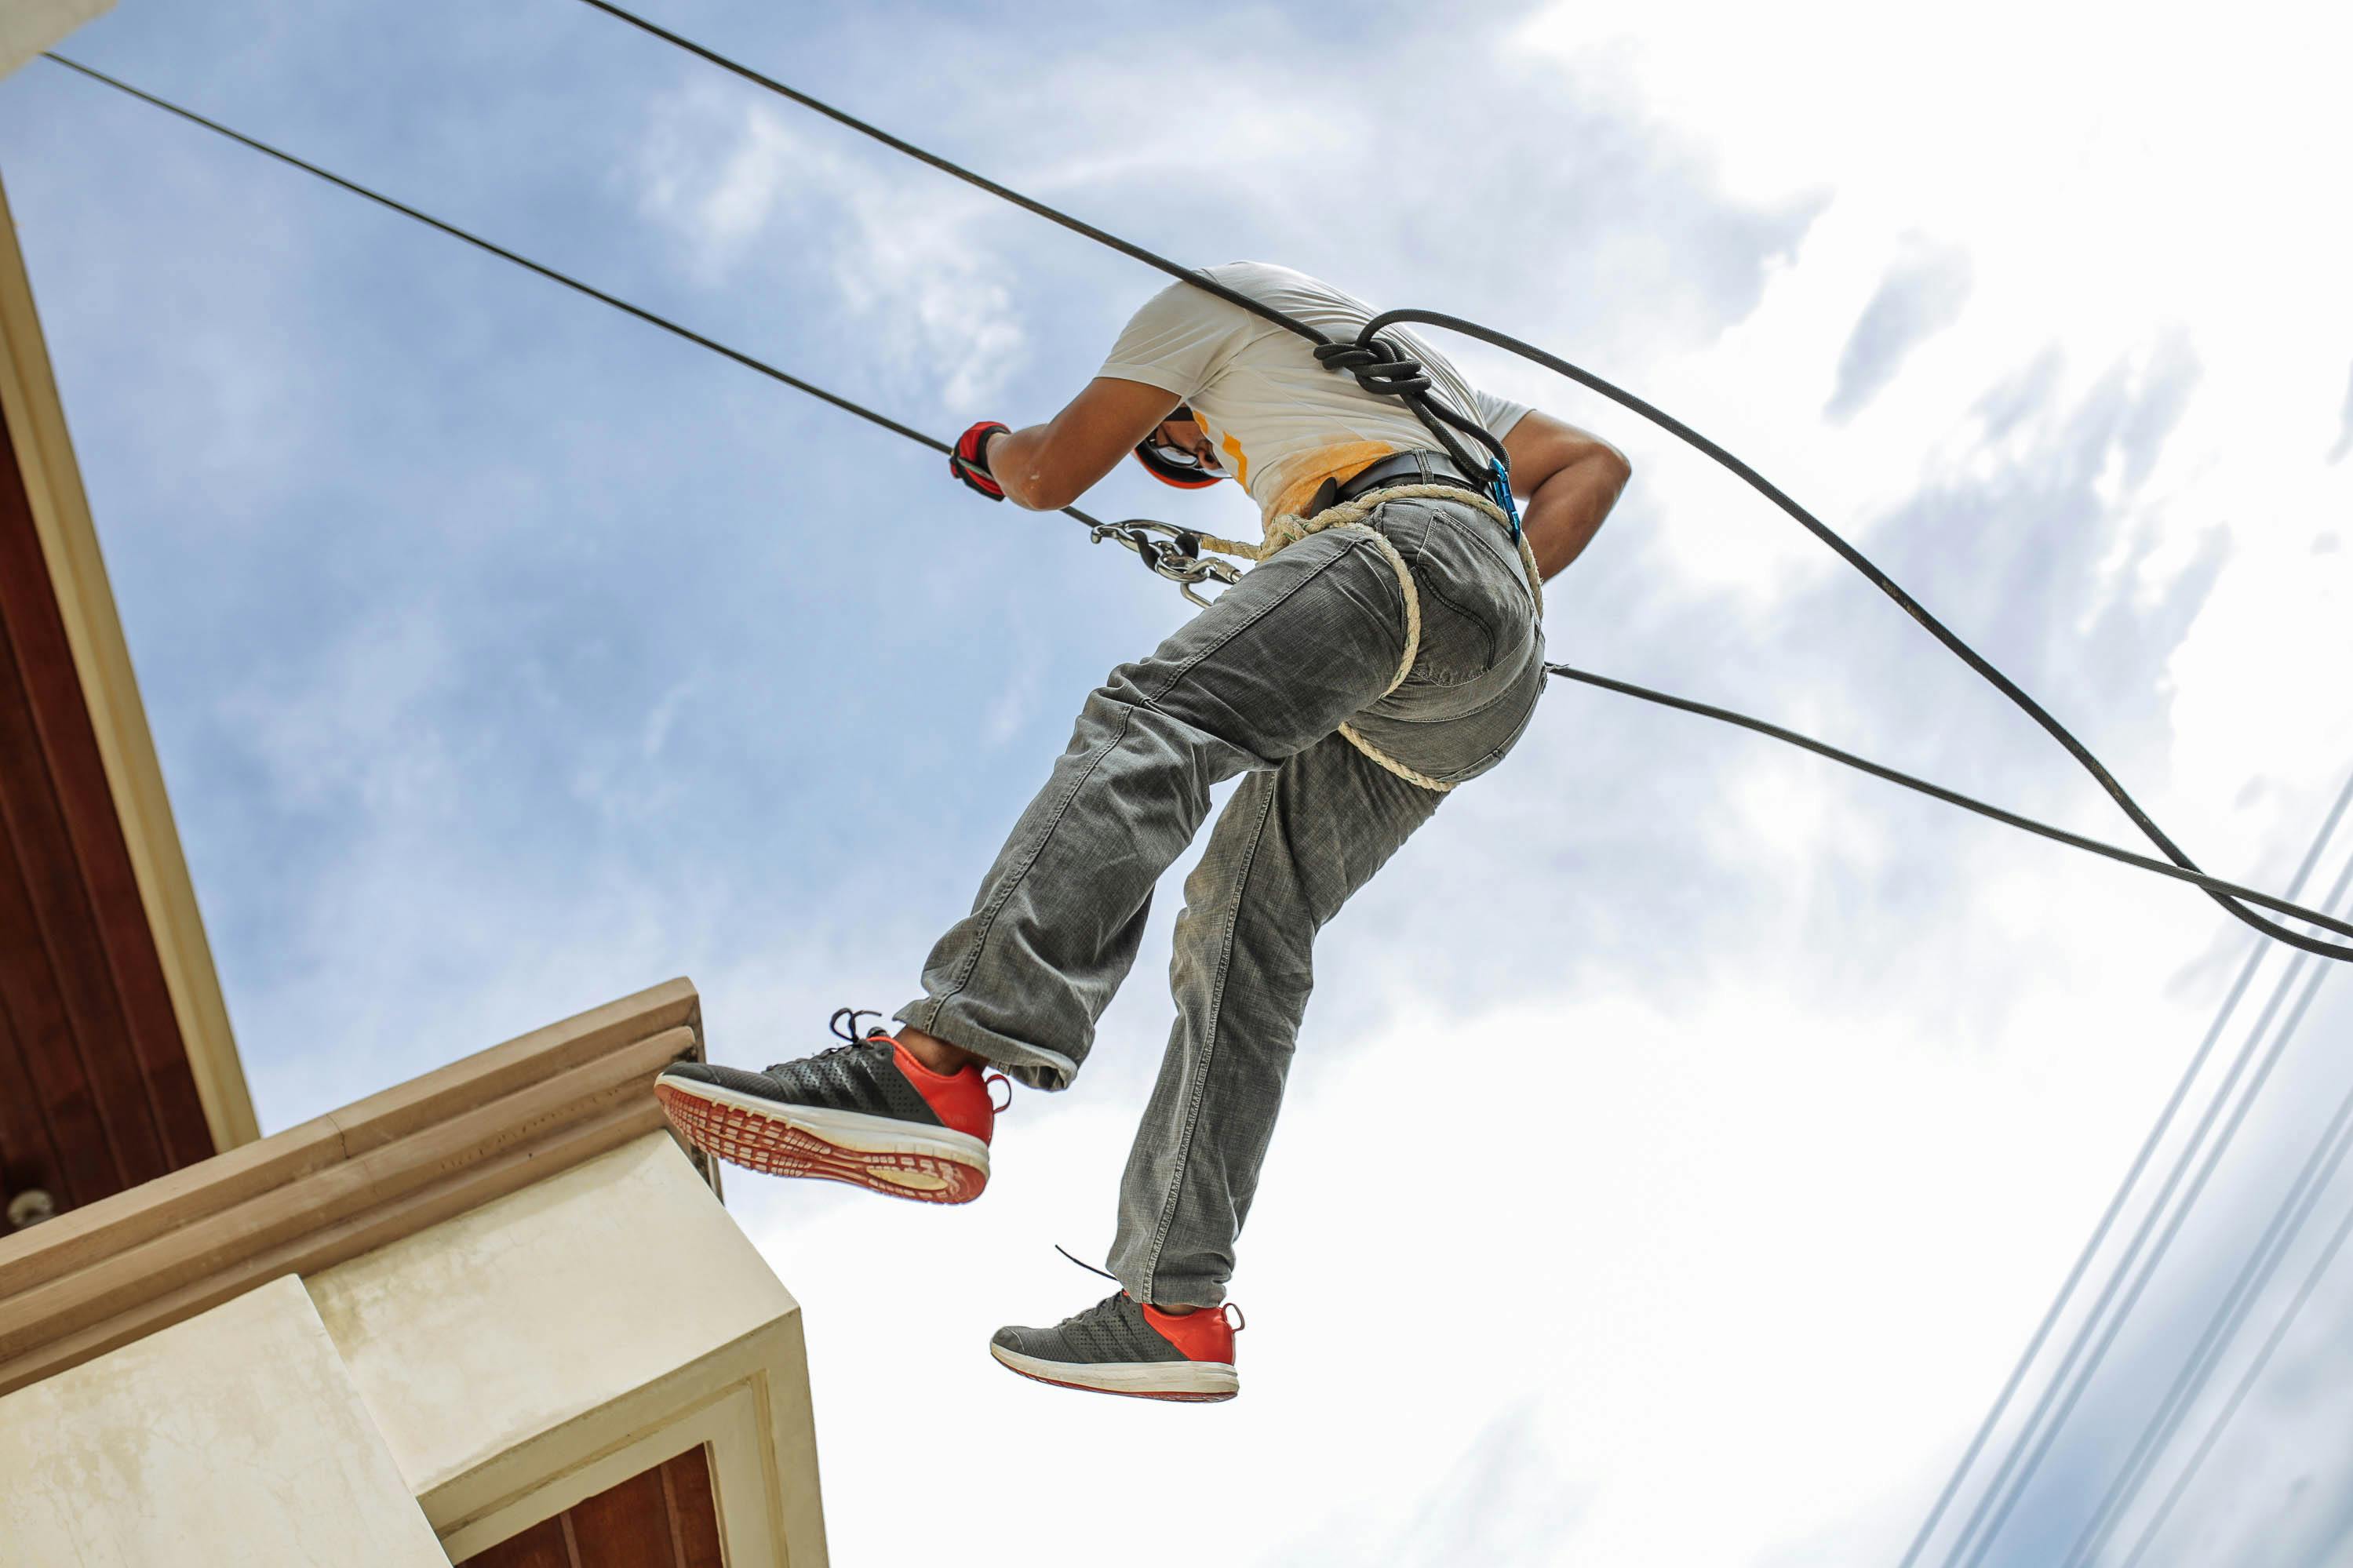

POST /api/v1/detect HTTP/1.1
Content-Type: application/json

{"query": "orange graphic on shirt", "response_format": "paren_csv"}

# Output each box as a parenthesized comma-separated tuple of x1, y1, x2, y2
(1220, 431, 1251, 487)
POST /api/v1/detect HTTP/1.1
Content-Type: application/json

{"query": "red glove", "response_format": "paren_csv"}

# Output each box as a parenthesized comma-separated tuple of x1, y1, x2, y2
(951, 420, 1010, 501)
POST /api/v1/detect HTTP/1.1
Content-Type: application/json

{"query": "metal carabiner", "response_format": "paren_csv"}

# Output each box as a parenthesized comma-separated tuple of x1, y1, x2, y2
(1090, 520, 1239, 608)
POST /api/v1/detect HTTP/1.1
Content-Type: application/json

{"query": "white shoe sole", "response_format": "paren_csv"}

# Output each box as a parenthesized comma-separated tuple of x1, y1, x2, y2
(989, 1342, 1239, 1402)
(654, 1072, 990, 1203)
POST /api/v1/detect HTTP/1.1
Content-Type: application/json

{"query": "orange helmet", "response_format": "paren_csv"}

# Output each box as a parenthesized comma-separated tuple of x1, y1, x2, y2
(1132, 405, 1225, 489)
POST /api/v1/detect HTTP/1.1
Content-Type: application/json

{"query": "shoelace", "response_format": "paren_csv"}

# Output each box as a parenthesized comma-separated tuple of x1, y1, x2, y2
(759, 1005, 887, 1072)
(1051, 1245, 1246, 1333)
(829, 1006, 889, 1045)
(793, 1005, 1014, 1111)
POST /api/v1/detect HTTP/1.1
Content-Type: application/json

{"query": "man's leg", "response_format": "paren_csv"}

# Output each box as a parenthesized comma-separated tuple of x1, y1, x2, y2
(1108, 729, 1441, 1308)
(1104, 493, 1551, 1304)
(982, 495, 1545, 1392)
(895, 525, 1415, 1092)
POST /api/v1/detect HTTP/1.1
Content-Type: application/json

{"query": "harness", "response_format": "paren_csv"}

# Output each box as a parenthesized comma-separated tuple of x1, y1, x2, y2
(1178, 449, 1546, 795)
(1311, 337, 1525, 539)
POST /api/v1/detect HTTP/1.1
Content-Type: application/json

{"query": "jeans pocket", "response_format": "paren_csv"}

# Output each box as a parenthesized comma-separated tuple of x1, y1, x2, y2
(1382, 501, 1535, 690)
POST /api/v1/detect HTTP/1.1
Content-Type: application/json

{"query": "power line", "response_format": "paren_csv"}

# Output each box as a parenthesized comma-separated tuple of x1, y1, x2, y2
(2120, 1144, 2353, 1566)
(1890, 765, 2353, 1568)
(1939, 857, 2353, 1568)
(2062, 957, 2353, 1567)
(560, 0, 2352, 963)
(49, 51, 2353, 951)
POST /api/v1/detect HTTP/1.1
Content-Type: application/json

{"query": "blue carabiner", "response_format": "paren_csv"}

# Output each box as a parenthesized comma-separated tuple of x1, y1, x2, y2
(1488, 458, 1523, 542)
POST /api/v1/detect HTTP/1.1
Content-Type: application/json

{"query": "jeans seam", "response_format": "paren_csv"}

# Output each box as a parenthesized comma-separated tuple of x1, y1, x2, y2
(926, 702, 1141, 1018)
(1378, 656, 1536, 729)
(1466, 675, 1545, 773)
(1138, 775, 1280, 1303)
(1445, 664, 1548, 781)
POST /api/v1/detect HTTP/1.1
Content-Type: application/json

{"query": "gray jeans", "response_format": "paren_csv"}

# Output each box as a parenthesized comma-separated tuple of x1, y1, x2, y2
(896, 492, 1546, 1306)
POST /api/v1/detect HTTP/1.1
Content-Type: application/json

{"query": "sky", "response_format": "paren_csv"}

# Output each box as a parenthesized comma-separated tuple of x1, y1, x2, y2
(5, 1, 2353, 1563)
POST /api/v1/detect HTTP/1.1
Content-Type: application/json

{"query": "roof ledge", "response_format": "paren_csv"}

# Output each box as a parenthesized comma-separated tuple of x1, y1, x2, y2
(0, 977, 707, 1398)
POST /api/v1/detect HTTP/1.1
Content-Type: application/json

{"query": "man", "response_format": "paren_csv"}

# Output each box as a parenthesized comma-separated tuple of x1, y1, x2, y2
(656, 261, 1630, 1401)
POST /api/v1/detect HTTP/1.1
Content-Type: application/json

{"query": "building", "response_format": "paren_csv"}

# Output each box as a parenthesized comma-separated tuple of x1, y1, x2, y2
(0, 9, 826, 1560)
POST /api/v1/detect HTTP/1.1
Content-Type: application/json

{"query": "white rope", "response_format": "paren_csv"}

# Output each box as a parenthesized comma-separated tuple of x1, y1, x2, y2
(1195, 484, 1545, 793)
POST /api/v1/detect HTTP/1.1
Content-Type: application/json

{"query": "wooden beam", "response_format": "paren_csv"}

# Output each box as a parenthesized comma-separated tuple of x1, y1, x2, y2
(0, 977, 708, 1397)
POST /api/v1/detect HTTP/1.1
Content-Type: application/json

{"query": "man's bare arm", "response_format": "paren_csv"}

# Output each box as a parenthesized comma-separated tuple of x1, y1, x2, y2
(1502, 410, 1632, 580)
(985, 377, 1181, 511)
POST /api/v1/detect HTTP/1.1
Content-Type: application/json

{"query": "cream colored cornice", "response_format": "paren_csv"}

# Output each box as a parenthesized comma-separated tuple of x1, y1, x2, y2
(0, 977, 708, 1399)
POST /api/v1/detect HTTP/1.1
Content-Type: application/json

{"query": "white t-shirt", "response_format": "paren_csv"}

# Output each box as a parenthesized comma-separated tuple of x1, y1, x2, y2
(1098, 261, 1530, 522)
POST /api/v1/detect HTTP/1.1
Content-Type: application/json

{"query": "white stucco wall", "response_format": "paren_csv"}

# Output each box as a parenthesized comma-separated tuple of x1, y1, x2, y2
(0, 1274, 450, 1566)
(307, 1131, 828, 1563)
(0, 1130, 823, 1563)
(307, 1131, 798, 1497)
(0, 0, 114, 78)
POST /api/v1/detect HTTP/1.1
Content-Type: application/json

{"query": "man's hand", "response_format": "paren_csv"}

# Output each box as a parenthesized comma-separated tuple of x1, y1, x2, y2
(979, 379, 1182, 511)
(951, 420, 1011, 500)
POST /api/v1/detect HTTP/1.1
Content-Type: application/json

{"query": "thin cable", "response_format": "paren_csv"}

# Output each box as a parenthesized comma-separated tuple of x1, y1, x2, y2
(2120, 1155, 2353, 1566)
(574, 0, 1527, 495)
(1884, 769, 2353, 1568)
(1942, 857, 2353, 1568)
(1936, 927, 2326, 1567)
(48, 50, 2353, 948)
(2061, 969, 2353, 1568)
(563, 0, 2352, 961)
(563, 0, 1324, 343)
(1547, 669, 2353, 939)
(35, 52, 1125, 542)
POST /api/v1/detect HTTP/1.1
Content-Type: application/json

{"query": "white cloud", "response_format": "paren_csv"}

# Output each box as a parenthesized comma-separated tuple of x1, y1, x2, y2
(629, 84, 1025, 409)
(219, 607, 459, 816)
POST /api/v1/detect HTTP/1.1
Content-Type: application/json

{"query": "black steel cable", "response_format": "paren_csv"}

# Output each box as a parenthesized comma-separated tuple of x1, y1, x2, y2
(35, 53, 1127, 544)
(1887, 767, 2353, 1568)
(560, 0, 2351, 962)
(565, 0, 1325, 343)
(46, 51, 2353, 951)
(1941, 857, 2353, 1568)
(1544, 671, 2353, 936)
(564, 0, 1516, 504)
(2060, 959, 2353, 1568)
(1384, 307, 2351, 966)
(2119, 1152, 2353, 1566)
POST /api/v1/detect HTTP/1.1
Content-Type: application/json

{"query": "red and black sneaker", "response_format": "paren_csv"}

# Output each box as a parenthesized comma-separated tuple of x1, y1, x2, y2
(989, 1291, 1245, 1402)
(654, 1009, 1007, 1204)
